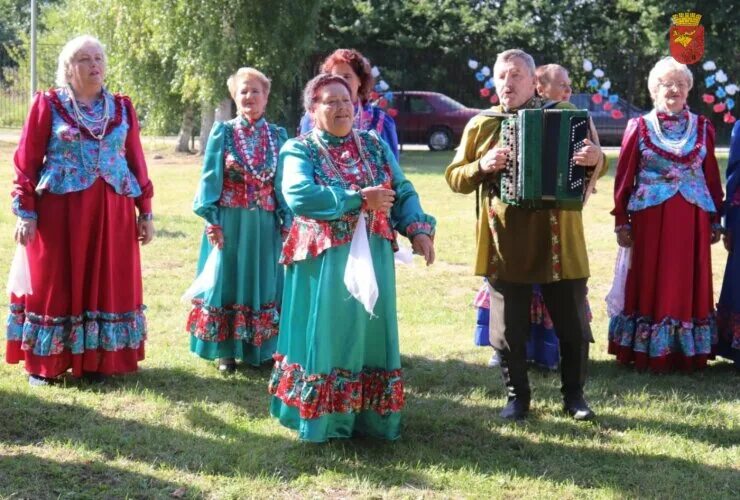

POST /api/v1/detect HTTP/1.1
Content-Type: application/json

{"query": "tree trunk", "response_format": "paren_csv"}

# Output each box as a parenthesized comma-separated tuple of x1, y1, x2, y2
(198, 99, 233, 155)
(198, 101, 215, 156)
(175, 104, 194, 153)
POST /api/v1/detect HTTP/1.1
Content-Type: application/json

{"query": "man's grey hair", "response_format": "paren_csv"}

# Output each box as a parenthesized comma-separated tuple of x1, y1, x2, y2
(494, 49, 536, 77)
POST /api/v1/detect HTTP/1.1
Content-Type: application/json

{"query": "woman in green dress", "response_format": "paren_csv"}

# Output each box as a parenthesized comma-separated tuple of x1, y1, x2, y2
(187, 68, 287, 372)
(269, 74, 436, 442)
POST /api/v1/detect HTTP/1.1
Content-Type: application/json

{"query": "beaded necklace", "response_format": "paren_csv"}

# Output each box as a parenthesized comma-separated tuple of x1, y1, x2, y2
(646, 109, 696, 155)
(312, 129, 375, 189)
(232, 119, 277, 183)
(66, 86, 110, 171)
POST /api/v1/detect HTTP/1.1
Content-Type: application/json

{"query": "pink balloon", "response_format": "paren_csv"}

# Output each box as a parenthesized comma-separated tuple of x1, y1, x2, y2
(713, 103, 726, 113)
(611, 109, 624, 119)
(724, 112, 736, 124)
(702, 93, 715, 104)
(480, 88, 490, 97)
(490, 94, 499, 104)
(377, 98, 387, 108)
(603, 102, 613, 111)
(591, 93, 603, 104)
(387, 107, 398, 118)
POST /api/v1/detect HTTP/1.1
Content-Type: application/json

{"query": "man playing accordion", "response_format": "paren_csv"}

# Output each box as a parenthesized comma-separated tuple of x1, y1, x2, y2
(446, 49, 605, 421)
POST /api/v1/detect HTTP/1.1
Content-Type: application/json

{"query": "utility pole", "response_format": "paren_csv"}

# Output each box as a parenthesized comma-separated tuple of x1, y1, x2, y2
(30, 0, 37, 100)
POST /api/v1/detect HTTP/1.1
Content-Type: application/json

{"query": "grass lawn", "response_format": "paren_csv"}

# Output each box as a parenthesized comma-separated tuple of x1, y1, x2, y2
(0, 142, 737, 499)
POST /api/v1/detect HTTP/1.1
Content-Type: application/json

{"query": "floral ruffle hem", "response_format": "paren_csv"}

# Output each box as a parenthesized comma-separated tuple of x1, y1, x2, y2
(268, 354, 404, 419)
(187, 299, 279, 345)
(6, 303, 147, 357)
(608, 313, 717, 372)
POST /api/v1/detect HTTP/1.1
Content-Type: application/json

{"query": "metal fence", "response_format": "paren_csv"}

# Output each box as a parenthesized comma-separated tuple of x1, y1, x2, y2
(0, 41, 60, 128)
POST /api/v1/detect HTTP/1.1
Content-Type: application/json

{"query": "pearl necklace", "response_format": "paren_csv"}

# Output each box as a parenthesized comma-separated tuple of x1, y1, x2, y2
(66, 86, 110, 140)
(66, 87, 109, 171)
(646, 109, 695, 155)
(233, 119, 277, 184)
(312, 129, 375, 189)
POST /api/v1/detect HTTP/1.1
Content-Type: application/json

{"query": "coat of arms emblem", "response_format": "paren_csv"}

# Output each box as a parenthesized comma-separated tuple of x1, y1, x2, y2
(670, 12, 704, 64)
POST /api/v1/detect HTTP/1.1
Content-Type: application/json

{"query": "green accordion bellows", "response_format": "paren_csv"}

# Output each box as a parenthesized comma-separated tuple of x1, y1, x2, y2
(499, 108, 589, 210)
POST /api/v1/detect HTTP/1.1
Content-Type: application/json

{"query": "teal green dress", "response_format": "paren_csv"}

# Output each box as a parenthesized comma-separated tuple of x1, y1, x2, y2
(187, 117, 288, 365)
(269, 129, 435, 442)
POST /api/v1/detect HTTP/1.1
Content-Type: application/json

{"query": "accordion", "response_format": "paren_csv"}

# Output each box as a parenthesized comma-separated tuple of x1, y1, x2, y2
(495, 108, 589, 209)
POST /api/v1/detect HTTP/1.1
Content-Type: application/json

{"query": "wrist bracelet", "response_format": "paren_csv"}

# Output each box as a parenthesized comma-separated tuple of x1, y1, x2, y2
(138, 213, 153, 221)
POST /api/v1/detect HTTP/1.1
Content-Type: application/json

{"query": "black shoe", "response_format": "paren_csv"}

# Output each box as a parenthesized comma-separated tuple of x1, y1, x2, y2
(217, 358, 236, 373)
(499, 398, 530, 420)
(82, 372, 108, 384)
(564, 397, 595, 421)
(28, 375, 53, 387)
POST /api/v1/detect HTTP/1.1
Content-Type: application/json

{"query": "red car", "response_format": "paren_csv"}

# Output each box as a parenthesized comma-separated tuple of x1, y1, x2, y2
(390, 91, 482, 151)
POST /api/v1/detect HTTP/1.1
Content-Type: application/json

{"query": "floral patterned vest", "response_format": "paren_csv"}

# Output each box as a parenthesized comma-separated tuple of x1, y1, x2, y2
(628, 110, 716, 213)
(280, 130, 395, 265)
(38, 88, 142, 197)
(219, 117, 280, 211)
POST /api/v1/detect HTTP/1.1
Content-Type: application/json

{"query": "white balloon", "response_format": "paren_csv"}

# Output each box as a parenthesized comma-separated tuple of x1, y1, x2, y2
(378, 80, 389, 91)
(715, 70, 728, 83)
(371, 66, 381, 78)
(593, 68, 605, 78)
(481, 66, 491, 76)
(583, 59, 593, 72)
(468, 59, 479, 70)
(601, 80, 611, 90)
(725, 84, 739, 96)
(702, 61, 716, 71)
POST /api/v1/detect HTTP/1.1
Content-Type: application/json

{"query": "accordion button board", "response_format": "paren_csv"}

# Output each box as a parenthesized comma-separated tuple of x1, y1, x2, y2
(498, 108, 588, 210)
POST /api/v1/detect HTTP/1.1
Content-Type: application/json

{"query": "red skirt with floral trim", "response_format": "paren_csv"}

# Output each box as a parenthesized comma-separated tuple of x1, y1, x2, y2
(5, 179, 146, 378)
(608, 194, 715, 372)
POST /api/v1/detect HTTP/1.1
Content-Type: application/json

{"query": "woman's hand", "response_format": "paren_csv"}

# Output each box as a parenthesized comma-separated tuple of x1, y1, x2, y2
(616, 227, 632, 247)
(412, 233, 435, 266)
(206, 224, 224, 249)
(710, 227, 723, 245)
(14, 218, 37, 246)
(574, 138, 601, 167)
(723, 231, 732, 252)
(138, 219, 155, 245)
(361, 186, 395, 212)
(479, 147, 510, 173)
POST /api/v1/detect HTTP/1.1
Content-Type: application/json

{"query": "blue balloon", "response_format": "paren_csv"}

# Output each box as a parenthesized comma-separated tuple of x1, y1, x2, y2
(715, 87, 727, 99)
(475, 71, 485, 82)
(608, 94, 619, 103)
(726, 98, 735, 110)
(705, 75, 716, 87)
(599, 88, 609, 97)
(384, 91, 394, 101)
(374, 84, 383, 92)
(587, 78, 599, 89)
(484, 79, 494, 89)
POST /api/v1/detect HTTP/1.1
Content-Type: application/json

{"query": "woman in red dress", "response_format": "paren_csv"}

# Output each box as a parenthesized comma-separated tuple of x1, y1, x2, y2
(7, 35, 155, 385)
(610, 57, 723, 373)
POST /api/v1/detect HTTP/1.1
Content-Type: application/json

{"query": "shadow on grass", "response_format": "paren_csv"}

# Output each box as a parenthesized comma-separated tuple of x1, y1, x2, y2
(0, 453, 190, 499)
(1, 353, 737, 497)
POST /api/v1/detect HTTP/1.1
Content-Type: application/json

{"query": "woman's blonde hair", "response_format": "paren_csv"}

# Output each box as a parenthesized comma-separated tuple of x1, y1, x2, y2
(227, 67, 271, 98)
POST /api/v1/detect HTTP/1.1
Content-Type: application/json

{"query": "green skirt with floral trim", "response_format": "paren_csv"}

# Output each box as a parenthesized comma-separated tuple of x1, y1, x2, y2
(187, 206, 282, 366)
(269, 235, 404, 442)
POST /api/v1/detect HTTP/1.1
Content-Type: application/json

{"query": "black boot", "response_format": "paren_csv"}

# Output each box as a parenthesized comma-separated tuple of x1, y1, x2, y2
(560, 340, 595, 421)
(499, 349, 531, 420)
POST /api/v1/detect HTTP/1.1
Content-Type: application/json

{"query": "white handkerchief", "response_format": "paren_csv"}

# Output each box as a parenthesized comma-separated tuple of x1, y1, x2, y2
(344, 212, 379, 316)
(182, 246, 221, 301)
(7, 244, 33, 296)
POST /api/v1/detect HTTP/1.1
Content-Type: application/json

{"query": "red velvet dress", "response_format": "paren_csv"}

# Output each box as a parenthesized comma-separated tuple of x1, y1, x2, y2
(6, 88, 153, 378)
